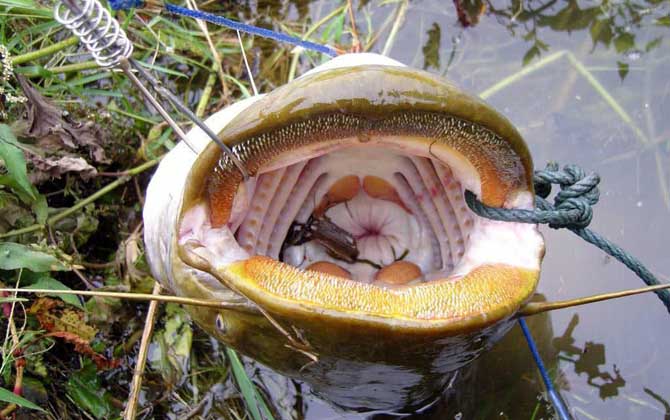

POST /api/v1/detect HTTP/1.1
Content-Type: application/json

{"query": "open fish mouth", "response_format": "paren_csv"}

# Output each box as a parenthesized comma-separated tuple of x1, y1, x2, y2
(174, 56, 545, 333)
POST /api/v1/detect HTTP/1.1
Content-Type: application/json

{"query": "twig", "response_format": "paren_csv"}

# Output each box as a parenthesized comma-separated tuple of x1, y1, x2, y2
(0, 288, 258, 313)
(478, 50, 651, 146)
(0, 275, 26, 419)
(186, 0, 229, 101)
(78, 261, 116, 269)
(362, 4, 397, 52)
(381, 0, 408, 57)
(133, 177, 145, 208)
(564, 52, 649, 145)
(124, 282, 162, 420)
(73, 267, 95, 290)
(237, 31, 258, 96)
(346, 0, 361, 52)
(478, 50, 567, 99)
(0, 158, 161, 240)
(654, 152, 670, 210)
(519, 283, 670, 316)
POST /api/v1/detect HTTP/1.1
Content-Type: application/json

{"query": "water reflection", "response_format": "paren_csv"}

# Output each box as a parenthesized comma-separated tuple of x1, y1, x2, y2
(644, 388, 670, 419)
(554, 314, 626, 400)
(432, 1, 668, 71)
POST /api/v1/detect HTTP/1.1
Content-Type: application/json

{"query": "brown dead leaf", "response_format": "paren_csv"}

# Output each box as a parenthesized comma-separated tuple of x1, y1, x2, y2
(30, 298, 119, 370)
(29, 297, 97, 341)
(29, 297, 60, 331)
(28, 155, 97, 184)
(16, 75, 109, 165)
(45, 331, 121, 370)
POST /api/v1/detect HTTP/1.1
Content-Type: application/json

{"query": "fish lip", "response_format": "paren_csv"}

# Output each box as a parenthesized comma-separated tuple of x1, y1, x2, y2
(211, 256, 541, 334)
(171, 62, 544, 332)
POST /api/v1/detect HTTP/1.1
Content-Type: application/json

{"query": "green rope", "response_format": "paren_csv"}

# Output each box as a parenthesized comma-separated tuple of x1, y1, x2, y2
(464, 163, 670, 313)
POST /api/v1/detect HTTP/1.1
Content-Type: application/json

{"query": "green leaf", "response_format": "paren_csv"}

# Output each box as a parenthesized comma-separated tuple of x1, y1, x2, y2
(0, 125, 36, 203)
(321, 10, 345, 44)
(0, 386, 46, 412)
(522, 45, 541, 66)
(32, 195, 48, 224)
(656, 16, 670, 27)
(148, 304, 193, 386)
(0, 243, 69, 272)
(645, 37, 663, 53)
(589, 18, 613, 47)
(614, 33, 635, 53)
(25, 277, 83, 309)
(617, 61, 629, 81)
(226, 348, 275, 420)
(538, 3, 599, 32)
(65, 361, 112, 419)
(422, 23, 441, 70)
(0, 125, 46, 223)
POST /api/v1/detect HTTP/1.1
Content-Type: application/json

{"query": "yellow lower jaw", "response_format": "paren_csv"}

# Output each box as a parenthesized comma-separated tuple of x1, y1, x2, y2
(217, 256, 538, 334)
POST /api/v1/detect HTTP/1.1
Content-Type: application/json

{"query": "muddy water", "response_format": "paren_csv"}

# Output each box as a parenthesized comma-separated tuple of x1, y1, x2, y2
(206, 1, 670, 418)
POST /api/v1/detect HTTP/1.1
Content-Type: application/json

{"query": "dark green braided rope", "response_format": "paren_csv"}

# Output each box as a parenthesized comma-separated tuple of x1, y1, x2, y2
(464, 163, 670, 313)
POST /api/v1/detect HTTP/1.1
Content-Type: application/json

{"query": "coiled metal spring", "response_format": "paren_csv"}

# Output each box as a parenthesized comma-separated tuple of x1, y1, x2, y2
(54, 0, 132, 67)
(52, 0, 249, 177)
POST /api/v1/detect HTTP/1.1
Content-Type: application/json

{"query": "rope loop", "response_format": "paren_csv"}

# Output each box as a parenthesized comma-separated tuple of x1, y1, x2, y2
(532, 163, 600, 229)
(464, 163, 601, 230)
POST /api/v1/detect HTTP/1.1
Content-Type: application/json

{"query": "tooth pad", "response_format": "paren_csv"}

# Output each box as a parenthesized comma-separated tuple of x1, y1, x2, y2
(232, 146, 475, 283)
(230, 256, 537, 325)
(206, 111, 529, 227)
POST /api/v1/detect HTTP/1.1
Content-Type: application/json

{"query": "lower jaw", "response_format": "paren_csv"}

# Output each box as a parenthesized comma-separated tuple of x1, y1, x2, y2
(171, 254, 519, 412)
(197, 302, 554, 417)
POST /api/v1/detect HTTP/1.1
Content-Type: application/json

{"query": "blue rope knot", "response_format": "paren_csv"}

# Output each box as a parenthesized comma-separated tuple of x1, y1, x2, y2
(533, 163, 600, 230)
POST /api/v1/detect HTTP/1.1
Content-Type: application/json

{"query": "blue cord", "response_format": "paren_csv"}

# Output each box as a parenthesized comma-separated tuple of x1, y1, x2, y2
(518, 318, 573, 420)
(164, 3, 338, 57)
(108, 0, 338, 56)
(108, 0, 143, 10)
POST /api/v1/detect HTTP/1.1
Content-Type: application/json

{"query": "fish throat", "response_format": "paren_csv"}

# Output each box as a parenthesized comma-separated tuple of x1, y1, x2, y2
(239, 144, 473, 285)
